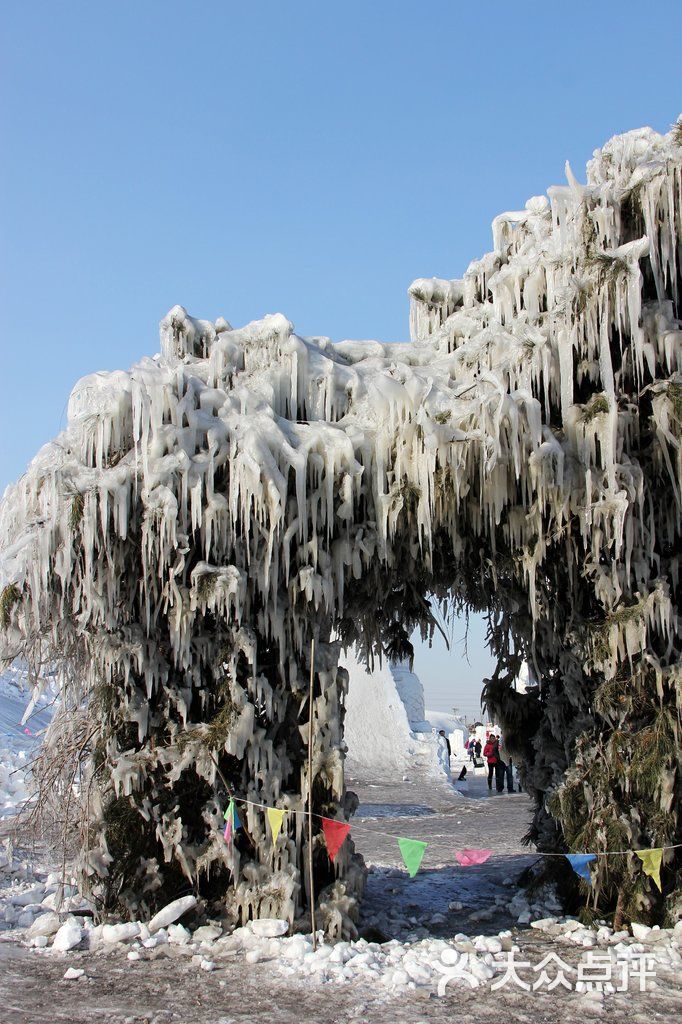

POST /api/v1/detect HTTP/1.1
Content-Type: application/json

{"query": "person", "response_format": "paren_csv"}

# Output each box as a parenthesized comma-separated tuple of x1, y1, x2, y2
(505, 755, 515, 793)
(483, 734, 497, 790)
(493, 737, 507, 793)
(474, 738, 482, 759)
(435, 729, 451, 776)
(467, 736, 476, 762)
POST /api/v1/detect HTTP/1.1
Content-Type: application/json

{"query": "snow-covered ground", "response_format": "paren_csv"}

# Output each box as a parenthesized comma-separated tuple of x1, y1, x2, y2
(1, 678, 681, 1022)
(0, 665, 679, 1022)
(1, 770, 681, 1023)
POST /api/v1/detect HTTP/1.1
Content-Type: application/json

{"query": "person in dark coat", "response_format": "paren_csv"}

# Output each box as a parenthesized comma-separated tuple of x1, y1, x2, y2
(438, 729, 451, 760)
(493, 737, 507, 792)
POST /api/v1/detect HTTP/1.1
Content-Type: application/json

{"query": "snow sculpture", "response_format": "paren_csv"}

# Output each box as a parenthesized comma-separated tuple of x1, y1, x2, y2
(1, 123, 681, 928)
(342, 652, 447, 778)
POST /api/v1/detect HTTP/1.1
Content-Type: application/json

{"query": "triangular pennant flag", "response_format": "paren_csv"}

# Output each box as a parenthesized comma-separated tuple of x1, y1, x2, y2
(223, 798, 235, 843)
(222, 799, 241, 831)
(455, 848, 492, 867)
(635, 848, 663, 892)
(565, 853, 596, 883)
(322, 818, 351, 863)
(397, 837, 427, 877)
(267, 807, 286, 848)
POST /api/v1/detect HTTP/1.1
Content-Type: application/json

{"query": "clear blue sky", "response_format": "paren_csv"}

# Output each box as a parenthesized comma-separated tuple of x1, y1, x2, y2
(2, 1, 680, 711)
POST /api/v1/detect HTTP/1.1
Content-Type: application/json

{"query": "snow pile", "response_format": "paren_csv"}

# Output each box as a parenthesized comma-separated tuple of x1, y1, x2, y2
(3, 864, 682, 1001)
(389, 661, 430, 732)
(343, 650, 452, 779)
(1, 838, 681, 1006)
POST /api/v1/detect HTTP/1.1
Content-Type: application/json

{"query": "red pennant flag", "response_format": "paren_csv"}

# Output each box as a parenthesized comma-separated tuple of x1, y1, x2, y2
(322, 818, 351, 863)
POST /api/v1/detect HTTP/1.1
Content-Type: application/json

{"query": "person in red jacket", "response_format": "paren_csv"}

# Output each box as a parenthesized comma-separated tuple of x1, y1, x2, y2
(483, 734, 496, 789)
(483, 734, 506, 791)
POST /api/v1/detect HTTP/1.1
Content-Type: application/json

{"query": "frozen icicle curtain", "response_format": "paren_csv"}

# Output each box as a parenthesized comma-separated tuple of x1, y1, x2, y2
(1, 122, 681, 929)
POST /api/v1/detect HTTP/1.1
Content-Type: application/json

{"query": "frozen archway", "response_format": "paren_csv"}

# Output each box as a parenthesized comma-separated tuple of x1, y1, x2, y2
(1, 125, 680, 931)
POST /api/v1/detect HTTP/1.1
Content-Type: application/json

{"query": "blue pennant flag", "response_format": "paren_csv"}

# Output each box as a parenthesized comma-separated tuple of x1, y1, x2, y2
(232, 804, 241, 830)
(565, 853, 596, 883)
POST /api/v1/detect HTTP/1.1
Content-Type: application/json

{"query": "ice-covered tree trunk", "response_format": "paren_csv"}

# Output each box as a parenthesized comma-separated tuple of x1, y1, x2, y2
(85, 617, 360, 930)
(1, 122, 681, 927)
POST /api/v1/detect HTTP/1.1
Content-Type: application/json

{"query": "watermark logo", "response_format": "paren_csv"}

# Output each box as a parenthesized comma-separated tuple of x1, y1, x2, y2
(436, 948, 657, 995)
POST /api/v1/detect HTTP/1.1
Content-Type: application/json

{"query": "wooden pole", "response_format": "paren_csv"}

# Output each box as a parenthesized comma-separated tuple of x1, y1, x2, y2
(307, 636, 317, 950)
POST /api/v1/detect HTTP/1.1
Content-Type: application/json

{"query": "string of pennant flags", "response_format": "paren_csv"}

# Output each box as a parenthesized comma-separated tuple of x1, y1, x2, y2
(220, 794, 681, 890)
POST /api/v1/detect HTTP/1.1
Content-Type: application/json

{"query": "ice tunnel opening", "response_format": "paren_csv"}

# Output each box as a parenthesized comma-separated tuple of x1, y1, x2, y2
(336, 515, 548, 791)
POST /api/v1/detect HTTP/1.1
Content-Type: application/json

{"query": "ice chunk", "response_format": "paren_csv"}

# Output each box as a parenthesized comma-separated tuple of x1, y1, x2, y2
(53, 919, 83, 952)
(147, 895, 197, 934)
(249, 918, 288, 937)
(101, 922, 141, 943)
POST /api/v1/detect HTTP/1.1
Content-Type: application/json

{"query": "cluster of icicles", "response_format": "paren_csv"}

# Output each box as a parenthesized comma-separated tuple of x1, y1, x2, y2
(0, 124, 680, 923)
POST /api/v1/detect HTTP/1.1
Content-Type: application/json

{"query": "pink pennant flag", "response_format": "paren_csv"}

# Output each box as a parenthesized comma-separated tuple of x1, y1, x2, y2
(223, 817, 233, 844)
(455, 848, 492, 866)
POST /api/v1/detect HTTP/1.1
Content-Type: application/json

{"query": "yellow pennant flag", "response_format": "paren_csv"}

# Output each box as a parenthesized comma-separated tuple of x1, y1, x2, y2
(635, 848, 663, 892)
(267, 807, 285, 848)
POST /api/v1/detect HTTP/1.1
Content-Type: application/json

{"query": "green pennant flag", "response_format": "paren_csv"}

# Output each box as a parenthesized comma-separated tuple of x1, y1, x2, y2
(397, 837, 427, 877)
(635, 848, 663, 892)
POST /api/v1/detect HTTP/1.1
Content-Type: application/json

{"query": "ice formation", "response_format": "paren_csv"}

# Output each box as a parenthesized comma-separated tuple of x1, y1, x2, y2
(0, 123, 680, 928)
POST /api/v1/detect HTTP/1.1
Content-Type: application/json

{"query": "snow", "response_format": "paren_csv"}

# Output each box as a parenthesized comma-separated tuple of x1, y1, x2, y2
(343, 649, 472, 781)
(249, 918, 289, 937)
(0, 121, 680, 949)
(147, 895, 197, 934)
(343, 651, 438, 776)
(62, 967, 85, 980)
(0, 756, 680, 1014)
(101, 922, 141, 943)
(28, 911, 61, 937)
(52, 918, 82, 951)
(424, 710, 468, 756)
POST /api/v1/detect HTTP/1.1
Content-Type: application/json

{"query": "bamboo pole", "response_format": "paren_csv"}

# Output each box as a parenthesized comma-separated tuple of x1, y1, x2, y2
(307, 636, 317, 950)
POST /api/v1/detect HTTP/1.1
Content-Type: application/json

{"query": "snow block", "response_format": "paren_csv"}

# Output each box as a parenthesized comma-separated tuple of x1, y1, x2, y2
(148, 896, 197, 934)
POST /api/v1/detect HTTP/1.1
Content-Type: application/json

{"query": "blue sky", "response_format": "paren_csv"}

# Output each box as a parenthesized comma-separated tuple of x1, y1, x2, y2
(2, 1, 680, 711)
